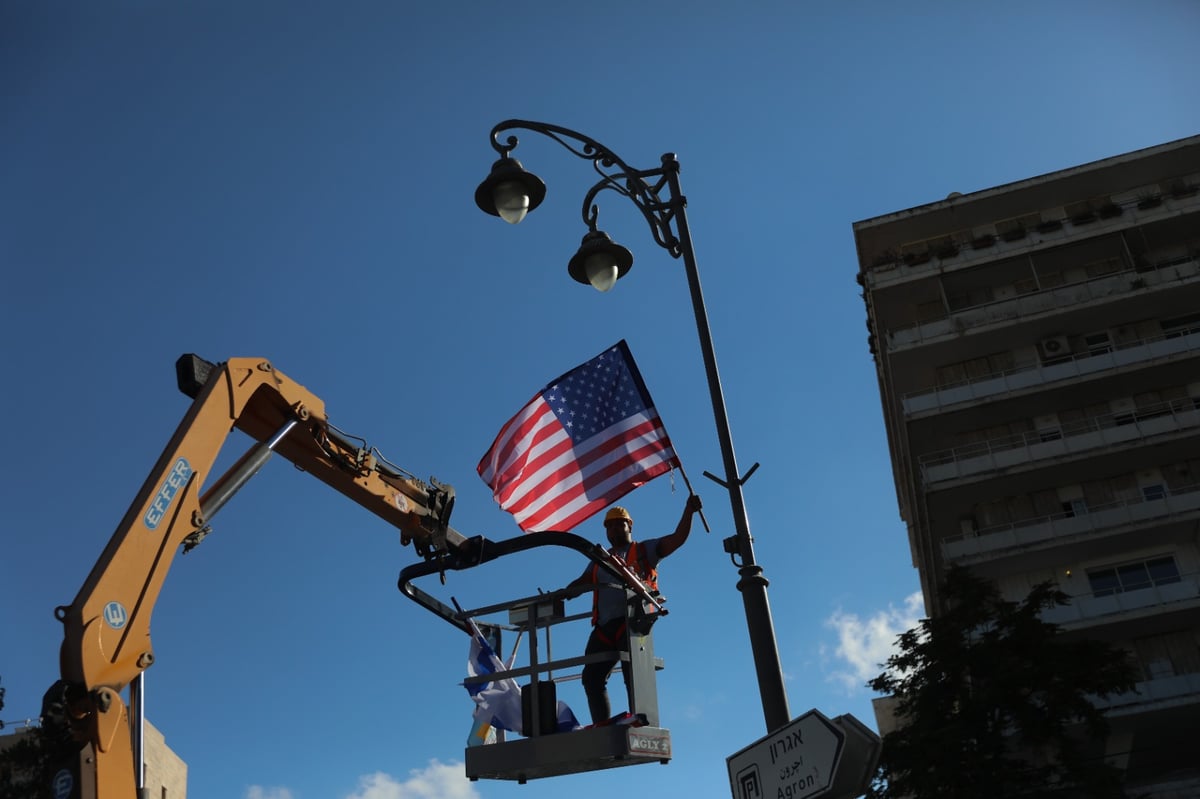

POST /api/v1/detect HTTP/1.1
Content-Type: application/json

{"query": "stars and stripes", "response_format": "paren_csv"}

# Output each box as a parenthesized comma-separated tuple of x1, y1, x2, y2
(477, 340, 680, 532)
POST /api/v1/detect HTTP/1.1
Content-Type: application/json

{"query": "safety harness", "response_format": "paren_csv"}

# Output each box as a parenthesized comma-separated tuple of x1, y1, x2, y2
(589, 542, 659, 627)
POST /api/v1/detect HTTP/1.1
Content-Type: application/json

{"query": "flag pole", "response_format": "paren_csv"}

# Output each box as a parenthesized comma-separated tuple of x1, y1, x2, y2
(675, 465, 710, 533)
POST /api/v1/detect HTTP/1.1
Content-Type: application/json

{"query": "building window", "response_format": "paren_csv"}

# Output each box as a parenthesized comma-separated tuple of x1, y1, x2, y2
(1161, 312, 1200, 339)
(1060, 499, 1087, 518)
(1141, 484, 1167, 502)
(1085, 332, 1113, 355)
(1040, 270, 1066, 288)
(1134, 391, 1172, 420)
(1087, 556, 1181, 597)
(946, 286, 996, 312)
(1134, 631, 1200, 681)
(916, 300, 947, 323)
(935, 351, 1016, 387)
(1146, 658, 1174, 679)
(1145, 556, 1182, 585)
(1084, 257, 1122, 278)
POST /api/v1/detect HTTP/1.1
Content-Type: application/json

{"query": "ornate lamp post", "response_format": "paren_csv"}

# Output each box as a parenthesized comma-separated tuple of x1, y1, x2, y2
(475, 120, 791, 732)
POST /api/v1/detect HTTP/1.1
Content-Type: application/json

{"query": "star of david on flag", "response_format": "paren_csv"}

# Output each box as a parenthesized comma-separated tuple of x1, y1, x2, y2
(478, 340, 680, 532)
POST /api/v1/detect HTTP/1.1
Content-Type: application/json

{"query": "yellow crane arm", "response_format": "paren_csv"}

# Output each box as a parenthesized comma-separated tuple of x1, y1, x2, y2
(46, 355, 469, 799)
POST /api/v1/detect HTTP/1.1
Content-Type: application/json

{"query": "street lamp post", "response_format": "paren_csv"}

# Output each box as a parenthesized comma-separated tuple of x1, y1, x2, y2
(475, 120, 791, 733)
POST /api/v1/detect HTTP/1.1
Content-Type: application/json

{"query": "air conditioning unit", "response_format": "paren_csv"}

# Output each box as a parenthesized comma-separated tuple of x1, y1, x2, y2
(1038, 335, 1070, 359)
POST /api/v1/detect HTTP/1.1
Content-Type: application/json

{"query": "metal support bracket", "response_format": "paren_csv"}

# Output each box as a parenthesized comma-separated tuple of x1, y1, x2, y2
(702, 461, 759, 489)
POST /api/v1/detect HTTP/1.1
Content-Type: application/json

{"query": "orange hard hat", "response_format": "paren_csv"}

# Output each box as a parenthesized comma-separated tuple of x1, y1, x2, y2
(604, 506, 633, 524)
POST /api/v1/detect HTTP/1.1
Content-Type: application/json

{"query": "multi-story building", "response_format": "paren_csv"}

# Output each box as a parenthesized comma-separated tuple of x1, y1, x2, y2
(854, 134, 1200, 796)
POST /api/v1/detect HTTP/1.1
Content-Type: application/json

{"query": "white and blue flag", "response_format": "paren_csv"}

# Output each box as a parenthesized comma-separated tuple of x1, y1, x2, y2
(464, 623, 580, 745)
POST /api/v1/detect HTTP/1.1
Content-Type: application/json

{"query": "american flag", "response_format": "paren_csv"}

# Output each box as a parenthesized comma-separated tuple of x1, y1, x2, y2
(478, 340, 680, 532)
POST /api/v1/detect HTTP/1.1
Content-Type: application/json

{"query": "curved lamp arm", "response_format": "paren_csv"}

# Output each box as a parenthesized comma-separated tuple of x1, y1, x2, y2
(488, 119, 684, 257)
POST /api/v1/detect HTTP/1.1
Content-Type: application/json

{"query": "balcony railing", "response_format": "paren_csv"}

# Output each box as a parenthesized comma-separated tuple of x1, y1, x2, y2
(1043, 572, 1200, 628)
(864, 180, 1200, 292)
(888, 256, 1200, 350)
(920, 398, 1200, 484)
(1091, 671, 1200, 715)
(942, 481, 1200, 561)
(903, 329, 1200, 416)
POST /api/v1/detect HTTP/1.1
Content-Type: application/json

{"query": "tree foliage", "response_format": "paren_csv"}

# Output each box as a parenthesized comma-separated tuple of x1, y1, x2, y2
(0, 676, 55, 799)
(867, 568, 1138, 799)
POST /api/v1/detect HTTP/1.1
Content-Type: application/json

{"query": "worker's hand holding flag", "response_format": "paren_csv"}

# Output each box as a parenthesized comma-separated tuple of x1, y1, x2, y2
(478, 340, 681, 532)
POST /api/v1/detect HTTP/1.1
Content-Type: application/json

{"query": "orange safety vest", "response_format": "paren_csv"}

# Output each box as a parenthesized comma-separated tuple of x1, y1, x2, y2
(590, 542, 659, 626)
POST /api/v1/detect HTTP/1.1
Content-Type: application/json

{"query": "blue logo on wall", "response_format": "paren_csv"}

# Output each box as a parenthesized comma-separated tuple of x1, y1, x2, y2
(103, 602, 128, 630)
(53, 768, 73, 799)
(144, 457, 193, 530)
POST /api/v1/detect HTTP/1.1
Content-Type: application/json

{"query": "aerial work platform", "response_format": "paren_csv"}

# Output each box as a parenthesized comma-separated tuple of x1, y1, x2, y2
(467, 721, 671, 782)
(399, 531, 672, 782)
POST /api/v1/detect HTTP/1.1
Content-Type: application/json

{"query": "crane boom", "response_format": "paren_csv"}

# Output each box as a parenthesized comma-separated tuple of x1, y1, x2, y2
(44, 355, 470, 798)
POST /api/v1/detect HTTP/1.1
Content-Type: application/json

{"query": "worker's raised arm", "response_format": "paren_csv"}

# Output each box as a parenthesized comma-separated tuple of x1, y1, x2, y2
(657, 494, 702, 560)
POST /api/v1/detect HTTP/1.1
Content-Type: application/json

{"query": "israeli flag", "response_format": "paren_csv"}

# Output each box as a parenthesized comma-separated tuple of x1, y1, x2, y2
(464, 631, 581, 743)
(466, 631, 524, 735)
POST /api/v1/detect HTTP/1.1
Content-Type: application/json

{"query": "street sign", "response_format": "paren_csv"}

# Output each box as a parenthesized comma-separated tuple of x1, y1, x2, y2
(726, 709, 881, 799)
(727, 709, 844, 799)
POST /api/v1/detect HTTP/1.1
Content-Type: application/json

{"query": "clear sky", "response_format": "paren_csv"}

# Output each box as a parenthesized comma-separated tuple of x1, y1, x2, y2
(3, 2, 1199, 798)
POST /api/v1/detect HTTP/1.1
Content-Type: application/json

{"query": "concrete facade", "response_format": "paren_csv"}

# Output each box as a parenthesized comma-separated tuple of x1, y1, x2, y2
(855, 135, 1200, 796)
(0, 719, 187, 798)
(143, 720, 188, 799)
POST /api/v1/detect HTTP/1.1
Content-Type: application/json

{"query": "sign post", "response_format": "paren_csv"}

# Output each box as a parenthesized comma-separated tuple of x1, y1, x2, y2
(726, 709, 881, 799)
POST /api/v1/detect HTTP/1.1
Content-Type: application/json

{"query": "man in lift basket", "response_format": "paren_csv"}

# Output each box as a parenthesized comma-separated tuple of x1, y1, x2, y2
(566, 494, 702, 725)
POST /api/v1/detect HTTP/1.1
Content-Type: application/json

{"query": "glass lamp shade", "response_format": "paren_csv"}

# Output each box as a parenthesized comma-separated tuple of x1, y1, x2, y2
(583, 255, 620, 292)
(474, 157, 546, 221)
(492, 181, 530, 224)
(567, 229, 633, 291)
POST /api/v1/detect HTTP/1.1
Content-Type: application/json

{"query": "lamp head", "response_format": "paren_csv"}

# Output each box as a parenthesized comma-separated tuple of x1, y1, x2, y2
(475, 156, 546, 224)
(567, 229, 633, 292)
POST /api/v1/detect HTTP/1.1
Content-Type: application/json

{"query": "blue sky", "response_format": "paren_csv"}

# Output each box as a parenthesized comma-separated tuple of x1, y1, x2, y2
(3, 2, 1199, 797)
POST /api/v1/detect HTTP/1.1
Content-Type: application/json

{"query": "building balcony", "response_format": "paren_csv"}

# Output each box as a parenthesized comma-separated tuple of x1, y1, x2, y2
(863, 180, 1200, 292)
(943, 482, 1200, 562)
(1092, 671, 1200, 717)
(903, 329, 1200, 416)
(887, 256, 1200, 352)
(1043, 573, 1200, 629)
(920, 399, 1200, 486)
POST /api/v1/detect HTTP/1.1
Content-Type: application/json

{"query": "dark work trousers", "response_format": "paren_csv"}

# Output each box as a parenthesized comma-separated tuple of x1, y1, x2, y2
(581, 617, 630, 724)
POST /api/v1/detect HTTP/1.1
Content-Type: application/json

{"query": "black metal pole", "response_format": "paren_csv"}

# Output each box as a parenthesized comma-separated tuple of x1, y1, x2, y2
(659, 153, 791, 732)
